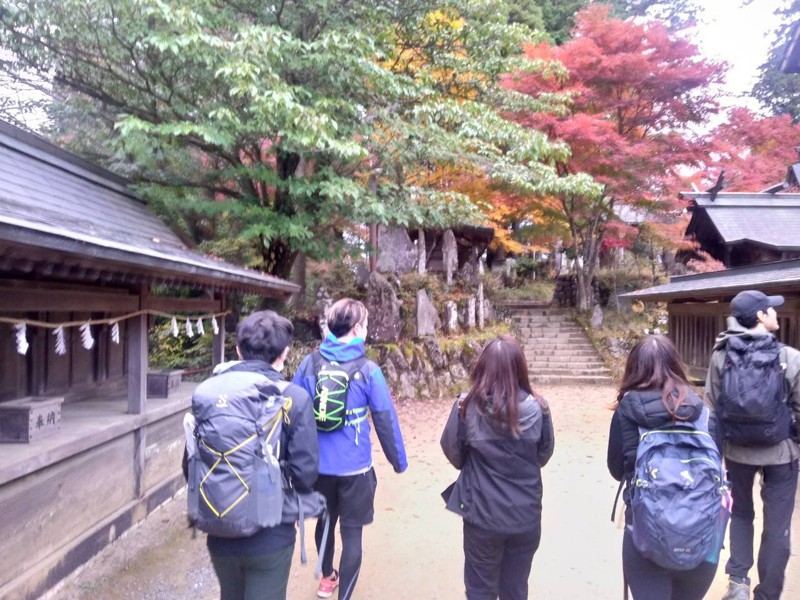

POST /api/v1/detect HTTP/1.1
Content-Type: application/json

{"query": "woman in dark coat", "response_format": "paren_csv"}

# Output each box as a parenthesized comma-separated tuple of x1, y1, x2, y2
(441, 334, 555, 600)
(607, 334, 723, 600)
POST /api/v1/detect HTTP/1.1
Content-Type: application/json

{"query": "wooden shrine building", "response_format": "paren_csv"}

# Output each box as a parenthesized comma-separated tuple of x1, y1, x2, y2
(624, 259, 800, 381)
(0, 121, 297, 599)
(624, 162, 800, 380)
(682, 190, 800, 268)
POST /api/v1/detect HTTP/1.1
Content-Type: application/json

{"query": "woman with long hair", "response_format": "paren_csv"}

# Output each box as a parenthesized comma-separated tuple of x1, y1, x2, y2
(441, 334, 555, 600)
(607, 334, 723, 600)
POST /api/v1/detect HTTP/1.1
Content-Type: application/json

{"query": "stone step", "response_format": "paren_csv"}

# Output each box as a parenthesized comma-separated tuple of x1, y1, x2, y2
(509, 312, 575, 323)
(532, 366, 611, 376)
(515, 322, 577, 330)
(523, 341, 596, 350)
(509, 306, 614, 386)
(527, 358, 607, 368)
(515, 323, 581, 331)
(525, 348, 599, 357)
(512, 316, 576, 325)
(531, 374, 615, 386)
(516, 331, 588, 340)
(525, 348, 598, 356)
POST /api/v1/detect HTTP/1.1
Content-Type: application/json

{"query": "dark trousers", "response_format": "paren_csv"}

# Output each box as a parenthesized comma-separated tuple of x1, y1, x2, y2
(725, 458, 799, 600)
(463, 521, 541, 600)
(209, 544, 294, 600)
(622, 530, 718, 600)
(314, 470, 377, 600)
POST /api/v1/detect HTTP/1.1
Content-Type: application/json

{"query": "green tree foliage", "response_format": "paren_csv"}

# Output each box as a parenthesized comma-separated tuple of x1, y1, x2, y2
(753, 0, 800, 121)
(0, 0, 593, 279)
(526, 0, 588, 45)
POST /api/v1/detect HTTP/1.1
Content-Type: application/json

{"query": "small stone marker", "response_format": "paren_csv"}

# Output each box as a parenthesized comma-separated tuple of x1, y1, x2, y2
(416, 289, 440, 337)
(442, 229, 457, 285)
(466, 296, 476, 329)
(445, 301, 458, 333)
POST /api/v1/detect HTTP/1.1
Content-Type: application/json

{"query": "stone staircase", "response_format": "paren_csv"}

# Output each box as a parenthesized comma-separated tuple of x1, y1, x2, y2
(508, 304, 614, 386)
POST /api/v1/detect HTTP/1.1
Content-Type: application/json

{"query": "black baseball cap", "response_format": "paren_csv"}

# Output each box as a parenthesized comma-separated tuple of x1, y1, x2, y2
(730, 290, 784, 322)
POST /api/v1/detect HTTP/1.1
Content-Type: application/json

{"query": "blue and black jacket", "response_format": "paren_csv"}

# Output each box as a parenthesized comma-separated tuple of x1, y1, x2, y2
(292, 334, 408, 476)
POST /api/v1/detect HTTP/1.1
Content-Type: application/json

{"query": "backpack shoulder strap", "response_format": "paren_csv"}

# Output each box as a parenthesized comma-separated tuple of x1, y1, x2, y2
(310, 350, 323, 371)
(346, 355, 369, 375)
(692, 404, 711, 433)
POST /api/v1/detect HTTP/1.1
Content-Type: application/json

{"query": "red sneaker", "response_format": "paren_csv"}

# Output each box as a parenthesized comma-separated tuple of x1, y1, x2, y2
(317, 570, 339, 599)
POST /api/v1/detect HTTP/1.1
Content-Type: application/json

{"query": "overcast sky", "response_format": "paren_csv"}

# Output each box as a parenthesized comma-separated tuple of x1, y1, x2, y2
(689, 0, 787, 111)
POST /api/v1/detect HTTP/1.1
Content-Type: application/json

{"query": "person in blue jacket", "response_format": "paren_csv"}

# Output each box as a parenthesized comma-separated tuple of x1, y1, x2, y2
(292, 298, 408, 600)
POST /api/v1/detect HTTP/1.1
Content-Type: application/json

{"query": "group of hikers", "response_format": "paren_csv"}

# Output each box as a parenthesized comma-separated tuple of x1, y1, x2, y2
(184, 289, 799, 600)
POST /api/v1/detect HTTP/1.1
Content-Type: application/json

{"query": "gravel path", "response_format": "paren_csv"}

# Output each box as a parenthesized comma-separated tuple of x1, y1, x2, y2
(51, 385, 800, 599)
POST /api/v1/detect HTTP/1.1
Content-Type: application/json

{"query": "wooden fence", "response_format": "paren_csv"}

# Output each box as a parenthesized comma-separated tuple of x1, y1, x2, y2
(668, 297, 800, 381)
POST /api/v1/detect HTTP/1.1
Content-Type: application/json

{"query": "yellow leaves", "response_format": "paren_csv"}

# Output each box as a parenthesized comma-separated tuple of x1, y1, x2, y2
(424, 10, 465, 31)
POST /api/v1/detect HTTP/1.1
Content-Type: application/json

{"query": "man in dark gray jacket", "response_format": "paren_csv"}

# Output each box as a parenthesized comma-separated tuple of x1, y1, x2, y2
(194, 311, 319, 600)
(705, 291, 800, 600)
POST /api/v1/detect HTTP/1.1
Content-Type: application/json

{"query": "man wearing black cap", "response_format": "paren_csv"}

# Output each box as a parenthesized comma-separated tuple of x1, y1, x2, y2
(705, 290, 800, 600)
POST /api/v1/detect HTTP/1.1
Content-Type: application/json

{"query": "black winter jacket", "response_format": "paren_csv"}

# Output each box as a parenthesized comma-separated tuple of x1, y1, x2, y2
(607, 388, 719, 525)
(440, 390, 555, 533)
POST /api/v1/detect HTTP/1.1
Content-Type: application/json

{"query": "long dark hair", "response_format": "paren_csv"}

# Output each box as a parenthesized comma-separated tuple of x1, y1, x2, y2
(616, 334, 691, 419)
(461, 334, 543, 437)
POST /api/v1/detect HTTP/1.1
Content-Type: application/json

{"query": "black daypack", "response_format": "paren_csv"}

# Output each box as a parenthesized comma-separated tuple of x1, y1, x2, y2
(312, 352, 367, 432)
(718, 335, 792, 446)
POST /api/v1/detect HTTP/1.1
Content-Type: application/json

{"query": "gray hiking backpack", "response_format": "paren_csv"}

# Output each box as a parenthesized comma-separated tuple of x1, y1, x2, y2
(718, 335, 792, 446)
(185, 371, 327, 552)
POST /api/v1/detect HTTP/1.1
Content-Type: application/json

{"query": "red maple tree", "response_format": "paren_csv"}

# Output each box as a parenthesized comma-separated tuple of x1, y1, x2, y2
(503, 4, 722, 307)
(701, 107, 800, 192)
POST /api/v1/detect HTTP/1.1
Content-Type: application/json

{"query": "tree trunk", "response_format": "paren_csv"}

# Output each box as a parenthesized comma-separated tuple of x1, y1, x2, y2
(575, 269, 594, 310)
(261, 236, 296, 280)
(288, 252, 306, 306)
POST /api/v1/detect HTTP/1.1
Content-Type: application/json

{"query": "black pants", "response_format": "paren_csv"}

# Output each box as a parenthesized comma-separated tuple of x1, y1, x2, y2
(463, 521, 541, 600)
(622, 530, 717, 600)
(725, 458, 799, 600)
(314, 469, 377, 600)
(210, 544, 293, 600)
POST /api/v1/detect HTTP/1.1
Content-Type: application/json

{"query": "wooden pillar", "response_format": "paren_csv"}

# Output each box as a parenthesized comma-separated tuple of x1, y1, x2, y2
(212, 292, 227, 367)
(133, 428, 146, 499)
(126, 313, 147, 414)
(30, 311, 46, 396)
(127, 285, 148, 414)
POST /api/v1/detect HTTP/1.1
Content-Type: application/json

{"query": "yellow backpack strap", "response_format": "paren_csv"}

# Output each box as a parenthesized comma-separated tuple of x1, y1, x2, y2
(282, 395, 293, 426)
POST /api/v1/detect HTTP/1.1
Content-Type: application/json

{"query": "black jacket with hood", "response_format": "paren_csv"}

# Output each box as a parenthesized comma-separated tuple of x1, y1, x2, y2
(607, 388, 719, 526)
(440, 389, 555, 533)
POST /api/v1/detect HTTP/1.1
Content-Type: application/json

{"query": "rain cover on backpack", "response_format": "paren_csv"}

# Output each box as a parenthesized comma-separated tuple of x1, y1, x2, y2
(186, 371, 291, 538)
(312, 353, 367, 432)
(630, 407, 731, 571)
(719, 335, 791, 446)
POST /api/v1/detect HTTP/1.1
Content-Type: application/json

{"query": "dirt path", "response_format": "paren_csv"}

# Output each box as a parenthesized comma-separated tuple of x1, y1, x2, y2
(52, 385, 800, 599)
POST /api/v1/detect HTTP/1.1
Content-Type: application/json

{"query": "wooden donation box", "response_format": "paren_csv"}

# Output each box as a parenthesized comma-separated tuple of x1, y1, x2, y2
(0, 396, 64, 443)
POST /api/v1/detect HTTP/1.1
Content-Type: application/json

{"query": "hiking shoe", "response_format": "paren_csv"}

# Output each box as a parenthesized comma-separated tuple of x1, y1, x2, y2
(721, 579, 750, 600)
(317, 570, 339, 599)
